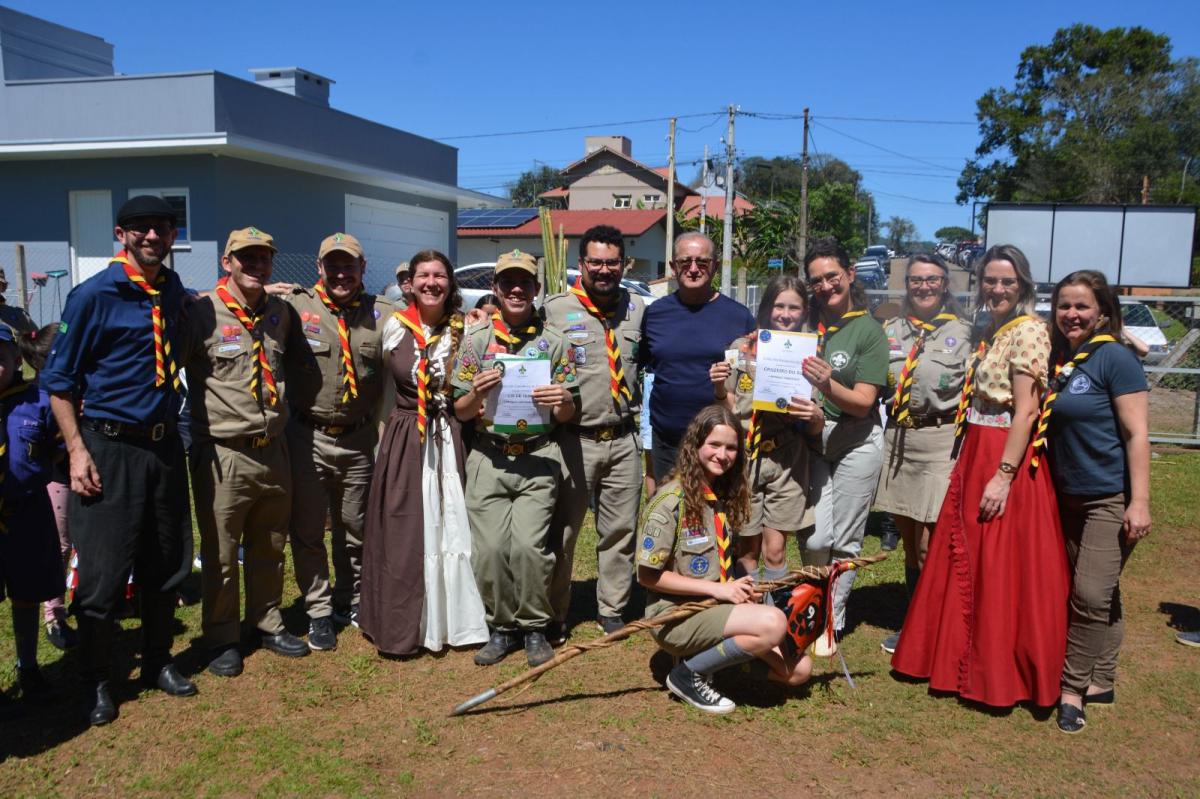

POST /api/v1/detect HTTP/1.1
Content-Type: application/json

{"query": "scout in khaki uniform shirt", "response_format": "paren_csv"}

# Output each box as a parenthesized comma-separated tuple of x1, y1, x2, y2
(451, 250, 576, 668)
(636, 405, 811, 716)
(543, 225, 645, 638)
(179, 227, 309, 677)
(283, 232, 392, 651)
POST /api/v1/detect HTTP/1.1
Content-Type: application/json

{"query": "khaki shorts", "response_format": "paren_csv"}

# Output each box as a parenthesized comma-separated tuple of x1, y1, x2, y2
(747, 440, 808, 533)
(650, 603, 734, 657)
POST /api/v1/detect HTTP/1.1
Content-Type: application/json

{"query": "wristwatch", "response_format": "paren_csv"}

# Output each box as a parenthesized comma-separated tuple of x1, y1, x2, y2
(998, 461, 1018, 475)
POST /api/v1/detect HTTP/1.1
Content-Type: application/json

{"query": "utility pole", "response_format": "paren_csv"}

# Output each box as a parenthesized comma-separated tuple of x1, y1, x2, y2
(664, 117, 676, 277)
(798, 107, 810, 266)
(721, 104, 735, 298)
(700, 144, 709, 236)
(1142, 175, 1150, 205)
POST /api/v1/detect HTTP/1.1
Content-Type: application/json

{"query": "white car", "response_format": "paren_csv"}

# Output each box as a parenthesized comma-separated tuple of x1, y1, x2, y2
(454, 262, 657, 309)
(1034, 299, 1170, 364)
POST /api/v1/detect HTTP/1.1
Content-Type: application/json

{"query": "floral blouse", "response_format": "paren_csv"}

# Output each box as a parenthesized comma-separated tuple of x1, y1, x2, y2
(973, 316, 1050, 408)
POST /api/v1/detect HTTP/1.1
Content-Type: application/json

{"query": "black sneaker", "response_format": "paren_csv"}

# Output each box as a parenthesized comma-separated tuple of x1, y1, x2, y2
(307, 617, 337, 651)
(881, 632, 900, 654)
(45, 619, 78, 651)
(596, 615, 625, 636)
(473, 631, 520, 666)
(665, 662, 736, 715)
(548, 620, 568, 646)
(880, 518, 899, 551)
(1056, 702, 1086, 734)
(332, 603, 359, 629)
(525, 631, 555, 667)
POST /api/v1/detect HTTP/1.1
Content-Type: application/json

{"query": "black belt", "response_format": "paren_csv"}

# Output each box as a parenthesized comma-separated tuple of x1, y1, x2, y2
(296, 411, 370, 437)
(567, 418, 636, 442)
(895, 412, 956, 430)
(81, 417, 175, 443)
(476, 433, 553, 457)
(214, 433, 276, 450)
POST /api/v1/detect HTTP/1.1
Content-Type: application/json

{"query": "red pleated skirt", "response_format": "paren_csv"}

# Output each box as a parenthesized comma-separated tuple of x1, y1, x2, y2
(891, 424, 1070, 708)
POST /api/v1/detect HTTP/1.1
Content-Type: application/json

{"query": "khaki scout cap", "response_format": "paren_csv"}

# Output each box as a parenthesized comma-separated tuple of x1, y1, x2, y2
(319, 232, 364, 260)
(494, 249, 538, 277)
(224, 226, 277, 257)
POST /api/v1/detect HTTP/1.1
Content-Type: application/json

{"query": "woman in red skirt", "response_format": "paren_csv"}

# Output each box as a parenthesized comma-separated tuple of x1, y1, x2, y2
(891, 244, 1070, 708)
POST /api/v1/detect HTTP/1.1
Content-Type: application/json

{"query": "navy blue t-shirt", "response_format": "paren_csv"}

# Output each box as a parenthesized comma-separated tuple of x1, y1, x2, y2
(640, 292, 755, 443)
(1048, 342, 1147, 497)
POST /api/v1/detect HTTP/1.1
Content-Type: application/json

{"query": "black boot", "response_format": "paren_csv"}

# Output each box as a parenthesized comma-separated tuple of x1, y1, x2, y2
(78, 615, 117, 726)
(88, 681, 116, 726)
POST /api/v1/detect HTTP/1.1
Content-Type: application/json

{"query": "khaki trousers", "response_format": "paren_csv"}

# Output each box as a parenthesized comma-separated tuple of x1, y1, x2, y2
(466, 442, 560, 632)
(287, 421, 375, 617)
(549, 430, 641, 621)
(192, 437, 291, 649)
(1060, 492, 1132, 696)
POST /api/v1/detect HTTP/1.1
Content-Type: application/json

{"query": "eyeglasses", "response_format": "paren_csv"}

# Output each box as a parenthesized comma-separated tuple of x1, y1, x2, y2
(123, 221, 175, 237)
(981, 277, 1020, 289)
(906, 276, 945, 288)
(582, 257, 623, 270)
(806, 271, 843, 289)
(496, 276, 536, 292)
(672, 257, 714, 269)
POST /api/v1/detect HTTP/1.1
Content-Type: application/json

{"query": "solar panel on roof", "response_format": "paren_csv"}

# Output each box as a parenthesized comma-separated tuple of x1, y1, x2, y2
(458, 208, 540, 228)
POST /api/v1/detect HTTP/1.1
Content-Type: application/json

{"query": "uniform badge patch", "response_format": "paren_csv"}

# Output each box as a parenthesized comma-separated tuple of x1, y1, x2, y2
(642, 536, 655, 550)
(1068, 374, 1092, 394)
(566, 312, 583, 322)
(525, 347, 539, 357)
(829, 351, 850, 369)
(689, 556, 710, 576)
(759, 330, 772, 343)
(374, 309, 382, 319)
(573, 347, 587, 366)
(945, 336, 958, 348)
(737, 373, 753, 393)
(538, 339, 549, 351)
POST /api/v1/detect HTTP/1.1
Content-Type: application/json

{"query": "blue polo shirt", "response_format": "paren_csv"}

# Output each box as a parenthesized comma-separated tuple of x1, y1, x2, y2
(1048, 342, 1147, 497)
(640, 291, 755, 444)
(41, 261, 186, 425)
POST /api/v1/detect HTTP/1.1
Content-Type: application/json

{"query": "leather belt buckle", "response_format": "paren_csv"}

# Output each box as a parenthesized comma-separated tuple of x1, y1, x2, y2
(251, 435, 271, 449)
(760, 439, 777, 454)
(897, 416, 915, 429)
(326, 425, 346, 436)
(101, 420, 121, 439)
(502, 442, 526, 457)
(150, 422, 166, 442)
(596, 426, 614, 442)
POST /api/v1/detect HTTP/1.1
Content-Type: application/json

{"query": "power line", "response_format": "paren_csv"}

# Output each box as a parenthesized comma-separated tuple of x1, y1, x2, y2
(870, 188, 961, 206)
(739, 110, 975, 126)
(434, 111, 723, 141)
(811, 121, 961, 174)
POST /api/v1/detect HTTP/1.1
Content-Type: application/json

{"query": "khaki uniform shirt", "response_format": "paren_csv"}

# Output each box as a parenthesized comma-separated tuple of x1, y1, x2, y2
(283, 287, 393, 425)
(451, 317, 574, 441)
(636, 480, 736, 616)
(542, 289, 644, 427)
(882, 315, 974, 417)
(180, 293, 296, 441)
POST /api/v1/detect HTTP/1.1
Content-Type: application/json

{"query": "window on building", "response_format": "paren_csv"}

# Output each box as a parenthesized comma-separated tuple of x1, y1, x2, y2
(613, 194, 631, 209)
(128, 188, 190, 246)
(643, 194, 660, 207)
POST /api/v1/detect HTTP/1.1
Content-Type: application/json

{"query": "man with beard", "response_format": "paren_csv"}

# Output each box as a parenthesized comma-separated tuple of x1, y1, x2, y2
(42, 195, 197, 726)
(543, 225, 645, 639)
(179, 227, 308, 677)
(281, 233, 392, 647)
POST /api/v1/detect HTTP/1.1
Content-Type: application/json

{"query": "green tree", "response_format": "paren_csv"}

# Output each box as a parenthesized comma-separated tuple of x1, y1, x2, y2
(507, 165, 563, 207)
(934, 225, 975, 242)
(959, 25, 1200, 208)
(884, 216, 917, 253)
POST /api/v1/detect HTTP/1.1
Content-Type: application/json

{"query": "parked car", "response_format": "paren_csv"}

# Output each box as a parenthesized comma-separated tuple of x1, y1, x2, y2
(1033, 298, 1171, 364)
(864, 244, 891, 275)
(454, 262, 658, 310)
(853, 260, 887, 290)
(565, 269, 657, 306)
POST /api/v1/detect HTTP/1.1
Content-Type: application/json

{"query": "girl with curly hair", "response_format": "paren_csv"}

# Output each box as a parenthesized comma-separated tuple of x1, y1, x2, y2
(637, 404, 812, 715)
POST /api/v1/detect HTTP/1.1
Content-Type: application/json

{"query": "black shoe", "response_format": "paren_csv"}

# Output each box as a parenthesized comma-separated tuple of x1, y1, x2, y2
(1056, 702, 1086, 734)
(207, 646, 244, 677)
(880, 520, 899, 552)
(260, 630, 310, 658)
(1084, 688, 1115, 706)
(17, 666, 52, 698)
(525, 631, 555, 667)
(143, 664, 197, 697)
(596, 615, 625, 636)
(45, 620, 78, 651)
(332, 603, 360, 629)
(473, 631, 520, 666)
(87, 681, 116, 726)
(307, 617, 337, 651)
(880, 632, 900, 655)
(665, 662, 735, 715)
(548, 620, 568, 647)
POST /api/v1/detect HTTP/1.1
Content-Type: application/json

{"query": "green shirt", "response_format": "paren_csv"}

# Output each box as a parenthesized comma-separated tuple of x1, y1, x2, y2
(820, 312, 888, 420)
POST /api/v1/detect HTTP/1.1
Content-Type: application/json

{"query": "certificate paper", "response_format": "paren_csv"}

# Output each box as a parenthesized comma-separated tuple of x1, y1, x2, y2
(751, 330, 818, 412)
(483, 354, 553, 433)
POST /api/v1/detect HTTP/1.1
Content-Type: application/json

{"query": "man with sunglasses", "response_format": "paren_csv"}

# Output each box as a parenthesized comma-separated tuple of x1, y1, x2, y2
(640, 232, 755, 481)
(544, 225, 645, 639)
(43, 195, 197, 725)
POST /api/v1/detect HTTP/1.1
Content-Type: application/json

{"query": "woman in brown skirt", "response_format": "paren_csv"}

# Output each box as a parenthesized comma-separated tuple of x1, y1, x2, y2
(359, 250, 488, 656)
(875, 253, 972, 654)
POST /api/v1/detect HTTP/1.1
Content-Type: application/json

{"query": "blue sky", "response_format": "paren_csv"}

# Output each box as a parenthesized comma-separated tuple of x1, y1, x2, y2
(11, 0, 1198, 241)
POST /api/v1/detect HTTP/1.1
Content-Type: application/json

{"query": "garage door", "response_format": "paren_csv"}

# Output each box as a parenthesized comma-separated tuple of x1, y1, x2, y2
(345, 194, 449, 294)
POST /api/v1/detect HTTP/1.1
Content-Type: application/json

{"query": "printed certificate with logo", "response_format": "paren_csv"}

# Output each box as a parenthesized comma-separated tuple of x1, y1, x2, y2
(751, 329, 819, 412)
(483, 353, 553, 433)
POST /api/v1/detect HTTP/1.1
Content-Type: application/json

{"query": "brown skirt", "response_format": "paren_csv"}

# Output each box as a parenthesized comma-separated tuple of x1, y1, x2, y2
(874, 421, 956, 523)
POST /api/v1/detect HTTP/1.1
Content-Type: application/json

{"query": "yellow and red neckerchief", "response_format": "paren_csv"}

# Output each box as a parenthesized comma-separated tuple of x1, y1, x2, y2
(570, 286, 632, 407)
(816, 310, 867, 357)
(214, 277, 278, 407)
(951, 314, 1034, 457)
(394, 304, 446, 442)
(314, 282, 361, 403)
(491, 312, 539, 354)
(702, 486, 732, 583)
(1029, 333, 1117, 470)
(115, 252, 180, 393)
(891, 313, 957, 424)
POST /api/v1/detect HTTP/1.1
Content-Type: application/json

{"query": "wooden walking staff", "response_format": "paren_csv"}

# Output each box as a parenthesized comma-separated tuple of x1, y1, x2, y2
(450, 553, 887, 716)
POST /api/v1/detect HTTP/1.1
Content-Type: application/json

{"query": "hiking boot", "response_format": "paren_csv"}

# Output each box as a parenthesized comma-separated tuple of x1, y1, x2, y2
(473, 631, 520, 666)
(1056, 703, 1086, 734)
(665, 662, 735, 715)
(524, 631, 555, 667)
(596, 615, 625, 636)
(87, 681, 116, 726)
(308, 617, 337, 651)
(881, 632, 900, 655)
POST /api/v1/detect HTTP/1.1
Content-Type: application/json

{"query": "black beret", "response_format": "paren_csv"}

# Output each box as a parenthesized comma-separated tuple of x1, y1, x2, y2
(116, 195, 177, 227)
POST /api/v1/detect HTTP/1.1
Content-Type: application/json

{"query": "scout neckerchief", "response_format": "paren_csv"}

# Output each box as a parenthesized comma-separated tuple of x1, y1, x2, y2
(115, 253, 181, 392)
(701, 486, 732, 582)
(570, 286, 632, 407)
(394, 303, 446, 443)
(490, 312, 539, 354)
(950, 314, 1034, 458)
(816, 309, 867, 358)
(891, 312, 957, 424)
(0, 381, 29, 534)
(1028, 333, 1117, 470)
(214, 277, 278, 408)
(314, 281, 361, 403)
(741, 337, 763, 460)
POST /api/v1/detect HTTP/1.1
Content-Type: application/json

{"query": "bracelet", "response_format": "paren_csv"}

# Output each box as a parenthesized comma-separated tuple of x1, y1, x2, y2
(998, 461, 1018, 475)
